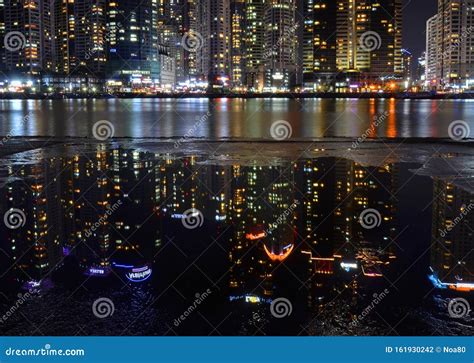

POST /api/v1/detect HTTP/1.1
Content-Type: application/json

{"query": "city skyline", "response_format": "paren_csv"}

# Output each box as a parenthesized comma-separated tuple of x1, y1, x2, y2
(0, 0, 449, 93)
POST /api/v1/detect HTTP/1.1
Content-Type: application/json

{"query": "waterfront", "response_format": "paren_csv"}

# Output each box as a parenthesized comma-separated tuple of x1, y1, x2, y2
(1, 98, 474, 139)
(0, 137, 472, 336)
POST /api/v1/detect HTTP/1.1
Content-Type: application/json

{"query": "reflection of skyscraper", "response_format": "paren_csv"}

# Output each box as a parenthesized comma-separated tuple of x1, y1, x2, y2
(431, 180, 474, 289)
(297, 159, 335, 254)
(228, 164, 295, 297)
(0, 155, 64, 282)
(109, 149, 161, 257)
(334, 161, 398, 256)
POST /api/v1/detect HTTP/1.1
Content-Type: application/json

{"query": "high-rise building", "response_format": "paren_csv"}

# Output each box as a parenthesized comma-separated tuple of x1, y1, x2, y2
(4, 0, 53, 77)
(336, 0, 402, 82)
(243, 0, 265, 91)
(336, 0, 372, 73)
(106, 0, 160, 88)
(425, 14, 439, 87)
(230, 0, 245, 88)
(52, 0, 76, 76)
(196, 0, 231, 89)
(302, 0, 337, 91)
(369, 0, 402, 78)
(180, 0, 198, 81)
(49, 0, 107, 91)
(436, 0, 474, 89)
(416, 52, 426, 85)
(263, 0, 297, 91)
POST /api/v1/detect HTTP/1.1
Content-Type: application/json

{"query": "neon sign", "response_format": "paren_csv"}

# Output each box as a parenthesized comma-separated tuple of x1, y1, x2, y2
(125, 266, 152, 282)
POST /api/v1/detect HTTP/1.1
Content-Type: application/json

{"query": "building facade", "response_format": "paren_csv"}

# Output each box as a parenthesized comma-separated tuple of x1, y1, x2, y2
(263, 0, 297, 91)
(425, 14, 439, 87)
(196, 0, 231, 90)
(302, 0, 337, 91)
(436, 0, 474, 89)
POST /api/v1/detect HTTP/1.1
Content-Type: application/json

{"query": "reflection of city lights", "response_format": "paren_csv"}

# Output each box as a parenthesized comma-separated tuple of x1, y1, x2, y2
(340, 262, 358, 271)
(361, 265, 383, 277)
(264, 244, 294, 262)
(125, 266, 152, 282)
(113, 263, 152, 283)
(246, 232, 266, 240)
(429, 269, 474, 292)
(245, 295, 261, 303)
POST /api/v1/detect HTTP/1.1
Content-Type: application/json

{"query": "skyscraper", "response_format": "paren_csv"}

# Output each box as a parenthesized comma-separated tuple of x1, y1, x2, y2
(196, 0, 231, 89)
(230, 0, 245, 88)
(436, 0, 474, 88)
(425, 14, 439, 87)
(4, 0, 53, 76)
(302, 0, 337, 91)
(336, 0, 402, 81)
(106, 0, 160, 88)
(243, 0, 265, 91)
(54, 0, 107, 84)
(369, 0, 402, 78)
(263, 0, 297, 91)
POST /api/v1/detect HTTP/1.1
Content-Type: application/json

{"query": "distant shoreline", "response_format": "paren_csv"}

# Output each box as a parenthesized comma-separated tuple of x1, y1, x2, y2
(1, 92, 474, 100)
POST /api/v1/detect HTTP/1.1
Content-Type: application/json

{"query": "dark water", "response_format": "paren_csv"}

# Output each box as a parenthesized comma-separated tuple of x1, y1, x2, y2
(1, 98, 474, 138)
(0, 145, 472, 336)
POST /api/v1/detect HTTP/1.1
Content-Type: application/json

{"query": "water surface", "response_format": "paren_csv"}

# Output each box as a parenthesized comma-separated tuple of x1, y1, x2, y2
(0, 145, 472, 336)
(1, 98, 473, 139)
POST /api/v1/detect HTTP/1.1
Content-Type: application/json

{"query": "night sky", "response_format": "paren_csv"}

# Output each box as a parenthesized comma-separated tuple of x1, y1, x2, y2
(403, 0, 438, 58)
